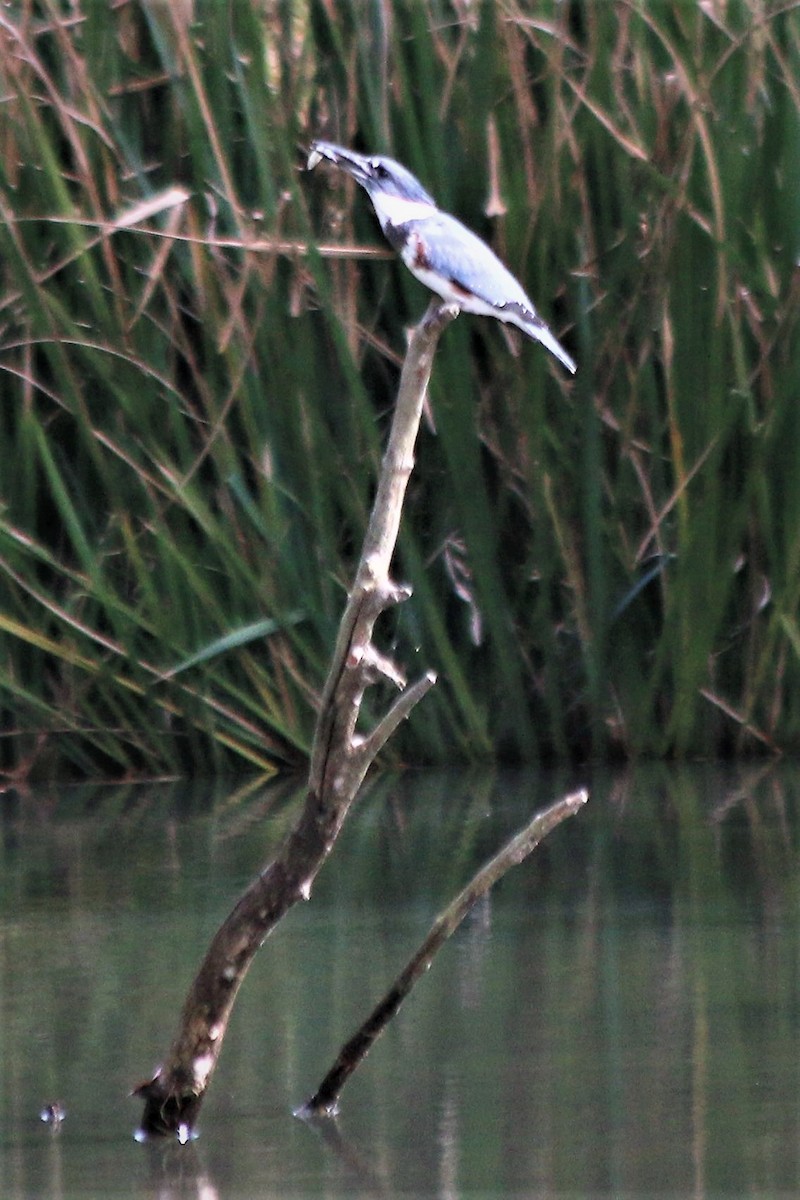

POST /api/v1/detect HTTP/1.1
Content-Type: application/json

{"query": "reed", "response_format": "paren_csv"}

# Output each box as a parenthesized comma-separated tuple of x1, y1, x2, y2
(0, 1, 797, 778)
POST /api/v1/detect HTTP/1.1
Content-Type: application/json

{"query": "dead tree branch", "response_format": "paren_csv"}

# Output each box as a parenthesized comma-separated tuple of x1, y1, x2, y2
(299, 787, 589, 1118)
(135, 301, 456, 1138)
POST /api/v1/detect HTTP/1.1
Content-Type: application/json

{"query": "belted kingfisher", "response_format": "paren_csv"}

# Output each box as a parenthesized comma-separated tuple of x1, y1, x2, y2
(308, 140, 576, 374)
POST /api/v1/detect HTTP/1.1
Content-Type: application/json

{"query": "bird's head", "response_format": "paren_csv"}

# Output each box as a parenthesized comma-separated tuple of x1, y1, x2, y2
(308, 141, 437, 227)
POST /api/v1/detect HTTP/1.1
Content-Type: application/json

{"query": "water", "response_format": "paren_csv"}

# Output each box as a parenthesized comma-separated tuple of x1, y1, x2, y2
(1, 764, 799, 1198)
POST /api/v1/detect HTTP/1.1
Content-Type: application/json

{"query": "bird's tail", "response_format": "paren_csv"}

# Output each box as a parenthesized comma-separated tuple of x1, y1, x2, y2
(512, 305, 576, 374)
(525, 316, 577, 374)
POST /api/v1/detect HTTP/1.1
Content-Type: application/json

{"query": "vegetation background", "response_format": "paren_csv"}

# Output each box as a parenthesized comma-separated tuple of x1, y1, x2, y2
(0, 0, 798, 781)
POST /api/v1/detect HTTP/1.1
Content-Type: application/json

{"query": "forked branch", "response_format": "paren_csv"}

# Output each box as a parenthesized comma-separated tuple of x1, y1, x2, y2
(135, 301, 456, 1138)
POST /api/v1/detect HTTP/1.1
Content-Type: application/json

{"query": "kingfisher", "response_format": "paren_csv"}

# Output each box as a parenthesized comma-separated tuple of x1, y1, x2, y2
(308, 140, 576, 374)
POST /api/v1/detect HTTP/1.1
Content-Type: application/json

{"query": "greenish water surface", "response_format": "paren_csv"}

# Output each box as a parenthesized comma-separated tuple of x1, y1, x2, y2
(1, 763, 798, 1198)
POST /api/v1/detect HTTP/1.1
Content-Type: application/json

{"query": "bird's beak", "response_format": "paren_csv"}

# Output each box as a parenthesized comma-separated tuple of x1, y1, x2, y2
(307, 141, 372, 187)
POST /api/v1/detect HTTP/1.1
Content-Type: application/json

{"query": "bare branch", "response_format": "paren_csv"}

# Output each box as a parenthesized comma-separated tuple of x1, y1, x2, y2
(298, 787, 589, 1118)
(135, 302, 456, 1138)
(352, 670, 438, 772)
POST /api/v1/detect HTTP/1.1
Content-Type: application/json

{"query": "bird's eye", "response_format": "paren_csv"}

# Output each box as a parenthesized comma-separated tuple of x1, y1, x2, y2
(372, 161, 389, 179)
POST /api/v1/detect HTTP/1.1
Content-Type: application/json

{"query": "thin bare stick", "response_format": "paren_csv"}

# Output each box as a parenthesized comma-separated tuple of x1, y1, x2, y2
(135, 301, 456, 1138)
(298, 787, 589, 1118)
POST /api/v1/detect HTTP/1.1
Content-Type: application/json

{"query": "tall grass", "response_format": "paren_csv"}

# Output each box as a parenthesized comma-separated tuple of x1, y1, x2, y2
(0, 0, 798, 779)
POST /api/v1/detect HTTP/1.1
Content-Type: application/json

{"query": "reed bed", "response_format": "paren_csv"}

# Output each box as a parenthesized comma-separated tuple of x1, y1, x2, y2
(0, 1, 797, 779)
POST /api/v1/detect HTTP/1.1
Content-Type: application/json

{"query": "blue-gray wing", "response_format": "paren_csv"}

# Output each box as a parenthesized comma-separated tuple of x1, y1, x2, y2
(409, 211, 540, 322)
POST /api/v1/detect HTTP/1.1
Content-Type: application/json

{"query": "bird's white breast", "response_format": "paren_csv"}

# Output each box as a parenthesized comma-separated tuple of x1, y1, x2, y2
(369, 191, 438, 230)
